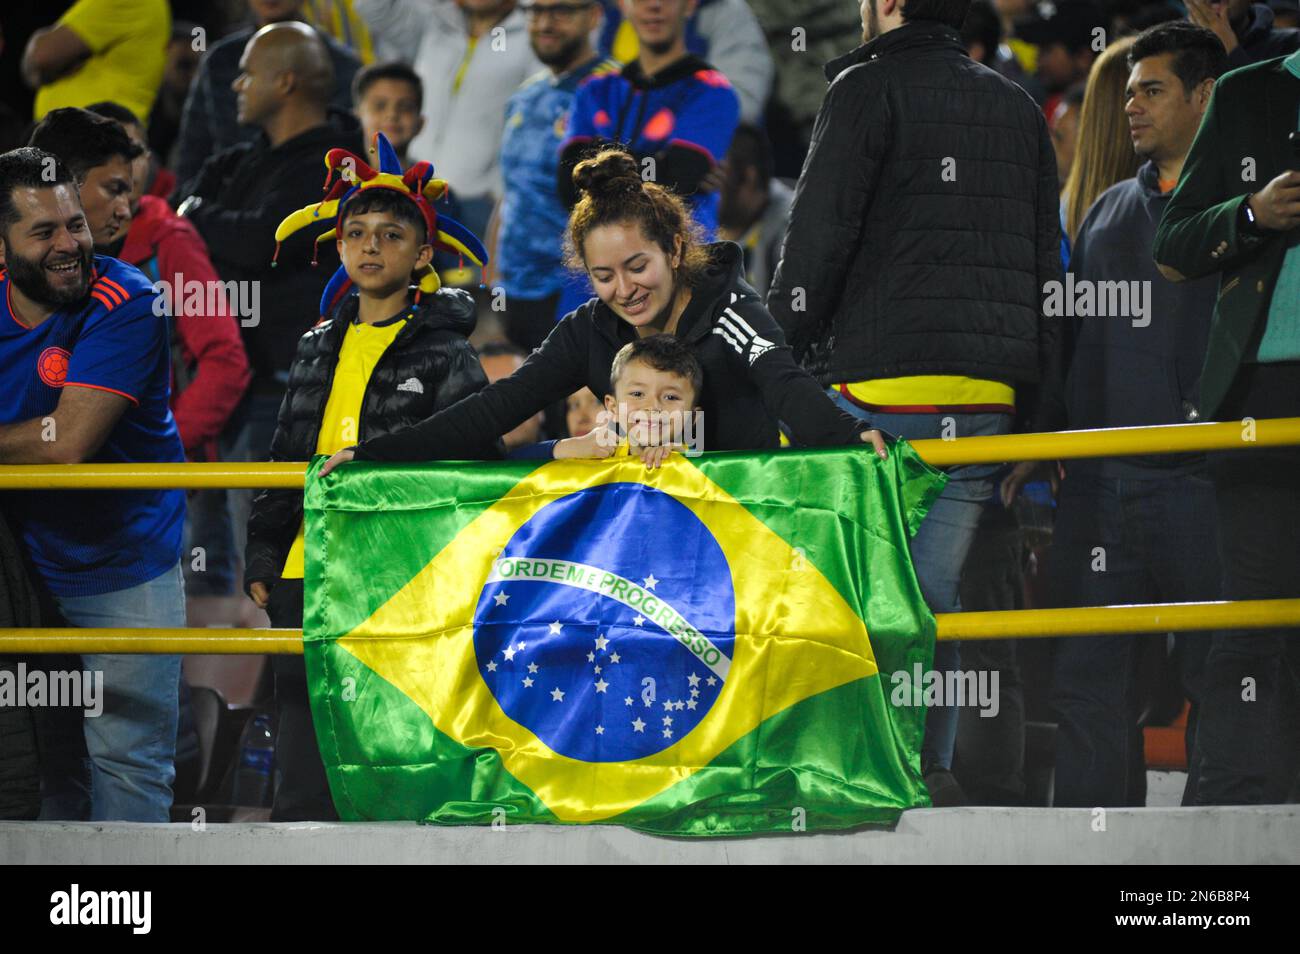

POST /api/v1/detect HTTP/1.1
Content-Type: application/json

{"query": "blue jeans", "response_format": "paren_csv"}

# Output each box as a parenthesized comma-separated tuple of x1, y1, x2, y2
(828, 389, 1010, 772)
(40, 563, 185, 822)
(1047, 470, 1218, 806)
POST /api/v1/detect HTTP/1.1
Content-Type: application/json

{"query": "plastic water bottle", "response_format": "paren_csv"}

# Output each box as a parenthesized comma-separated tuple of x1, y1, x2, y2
(232, 715, 275, 807)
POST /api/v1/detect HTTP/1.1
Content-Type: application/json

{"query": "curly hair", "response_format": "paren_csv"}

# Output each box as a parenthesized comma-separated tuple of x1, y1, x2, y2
(564, 147, 711, 287)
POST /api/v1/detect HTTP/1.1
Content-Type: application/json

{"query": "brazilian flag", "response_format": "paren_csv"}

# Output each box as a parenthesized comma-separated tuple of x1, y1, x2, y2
(303, 443, 946, 835)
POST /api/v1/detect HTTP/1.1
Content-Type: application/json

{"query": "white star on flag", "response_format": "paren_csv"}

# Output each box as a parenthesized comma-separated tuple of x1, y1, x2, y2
(643, 574, 658, 590)
(686, 698, 697, 710)
(587, 652, 595, 662)
(632, 615, 645, 627)
(609, 652, 620, 664)
(663, 728, 673, 738)
(707, 676, 717, 686)
(503, 645, 517, 661)
(663, 700, 673, 711)
(594, 665, 602, 674)
(674, 700, 685, 711)
(690, 688, 700, 698)
(522, 677, 534, 688)
(595, 679, 609, 694)
(632, 718, 645, 732)
(594, 634, 609, 651)
(687, 673, 701, 687)
(493, 592, 509, 606)
(663, 716, 673, 726)
(548, 621, 562, 636)
(551, 688, 565, 702)
(595, 725, 605, 735)
(624, 696, 633, 706)
(486, 661, 497, 672)
(527, 662, 539, 673)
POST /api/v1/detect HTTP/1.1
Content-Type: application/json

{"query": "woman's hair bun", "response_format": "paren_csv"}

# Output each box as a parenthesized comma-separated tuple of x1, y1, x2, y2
(572, 148, 642, 201)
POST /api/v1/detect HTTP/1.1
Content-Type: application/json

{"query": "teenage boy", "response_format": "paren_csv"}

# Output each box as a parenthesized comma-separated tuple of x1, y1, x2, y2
(244, 139, 495, 820)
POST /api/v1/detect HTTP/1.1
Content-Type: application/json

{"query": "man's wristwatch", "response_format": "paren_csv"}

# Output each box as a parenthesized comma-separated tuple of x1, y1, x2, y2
(176, 195, 204, 218)
(1239, 193, 1264, 236)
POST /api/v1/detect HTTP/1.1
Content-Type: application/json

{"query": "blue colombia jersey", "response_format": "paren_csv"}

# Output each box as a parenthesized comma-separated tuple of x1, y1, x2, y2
(563, 55, 740, 239)
(0, 255, 185, 597)
(498, 57, 621, 301)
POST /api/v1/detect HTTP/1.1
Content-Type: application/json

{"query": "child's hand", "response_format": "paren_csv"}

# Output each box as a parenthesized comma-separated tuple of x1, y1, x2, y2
(249, 581, 270, 609)
(860, 429, 888, 460)
(635, 442, 685, 470)
(553, 423, 617, 460)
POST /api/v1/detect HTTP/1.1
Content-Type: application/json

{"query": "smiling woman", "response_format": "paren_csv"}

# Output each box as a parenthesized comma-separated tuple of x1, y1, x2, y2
(324, 146, 888, 473)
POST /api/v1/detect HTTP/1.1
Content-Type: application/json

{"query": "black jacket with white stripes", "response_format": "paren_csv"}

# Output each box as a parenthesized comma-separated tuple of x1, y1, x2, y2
(354, 241, 868, 461)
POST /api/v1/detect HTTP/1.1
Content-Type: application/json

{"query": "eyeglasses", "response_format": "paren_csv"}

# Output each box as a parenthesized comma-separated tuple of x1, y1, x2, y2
(520, 1, 595, 21)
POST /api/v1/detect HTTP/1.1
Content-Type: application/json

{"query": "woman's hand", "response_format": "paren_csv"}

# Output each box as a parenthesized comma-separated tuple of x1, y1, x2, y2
(553, 423, 618, 460)
(249, 581, 270, 609)
(320, 447, 356, 476)
(860, 428, 889, 460)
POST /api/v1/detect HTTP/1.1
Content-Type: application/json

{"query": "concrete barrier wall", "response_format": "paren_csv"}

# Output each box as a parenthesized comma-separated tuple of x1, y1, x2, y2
(2, 806, 1296, 864)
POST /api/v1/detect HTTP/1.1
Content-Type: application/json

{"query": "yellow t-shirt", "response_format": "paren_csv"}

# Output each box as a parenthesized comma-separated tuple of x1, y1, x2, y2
(302, 0, 376, 65)
(281, 316, 409, 579)
(34, 0, 170, 121)
(841, 376, 1016, 413)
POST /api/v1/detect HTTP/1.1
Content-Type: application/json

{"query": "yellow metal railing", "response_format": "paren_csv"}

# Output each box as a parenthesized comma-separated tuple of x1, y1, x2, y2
(0, 418, 1296, 488)
(1, 598, 1298, 653)
(0, 419, 1297, 652)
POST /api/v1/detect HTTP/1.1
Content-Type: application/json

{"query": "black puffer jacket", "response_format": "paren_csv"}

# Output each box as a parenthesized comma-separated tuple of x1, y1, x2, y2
(244, 289, 494, 590)
(353, 241, 868, 462)
(767, 21, 1062, 389)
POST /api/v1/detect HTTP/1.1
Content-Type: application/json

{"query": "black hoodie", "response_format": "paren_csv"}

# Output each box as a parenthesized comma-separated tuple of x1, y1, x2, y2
(353, 241, 869, 463)
(177, 109, 366, 388)
(1227, 3, 1300, 70)
(244, 288, 493, 589)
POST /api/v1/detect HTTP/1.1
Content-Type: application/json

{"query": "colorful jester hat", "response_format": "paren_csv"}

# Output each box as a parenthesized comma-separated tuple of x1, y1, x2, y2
(272, 131, 488, 317)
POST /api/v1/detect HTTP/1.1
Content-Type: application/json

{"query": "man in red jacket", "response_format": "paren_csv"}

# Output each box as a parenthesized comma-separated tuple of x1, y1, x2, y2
(91, 102, 253, 617)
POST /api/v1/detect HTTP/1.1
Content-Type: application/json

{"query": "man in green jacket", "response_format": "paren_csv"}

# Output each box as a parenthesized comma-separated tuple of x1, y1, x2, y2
(1153, 50, 1300, 805)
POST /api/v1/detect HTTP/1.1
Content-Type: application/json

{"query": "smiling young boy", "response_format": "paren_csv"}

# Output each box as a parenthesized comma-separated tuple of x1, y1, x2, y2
(552, 334, 703, 468)
(243, 141, 494, 820)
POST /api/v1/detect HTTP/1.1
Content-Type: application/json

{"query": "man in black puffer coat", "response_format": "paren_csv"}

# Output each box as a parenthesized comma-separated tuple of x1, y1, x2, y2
(767, 0, 1063, 805)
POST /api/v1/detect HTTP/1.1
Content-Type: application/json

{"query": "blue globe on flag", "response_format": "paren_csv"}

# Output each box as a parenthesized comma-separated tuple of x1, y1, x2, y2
(473, 482, 736, 762)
